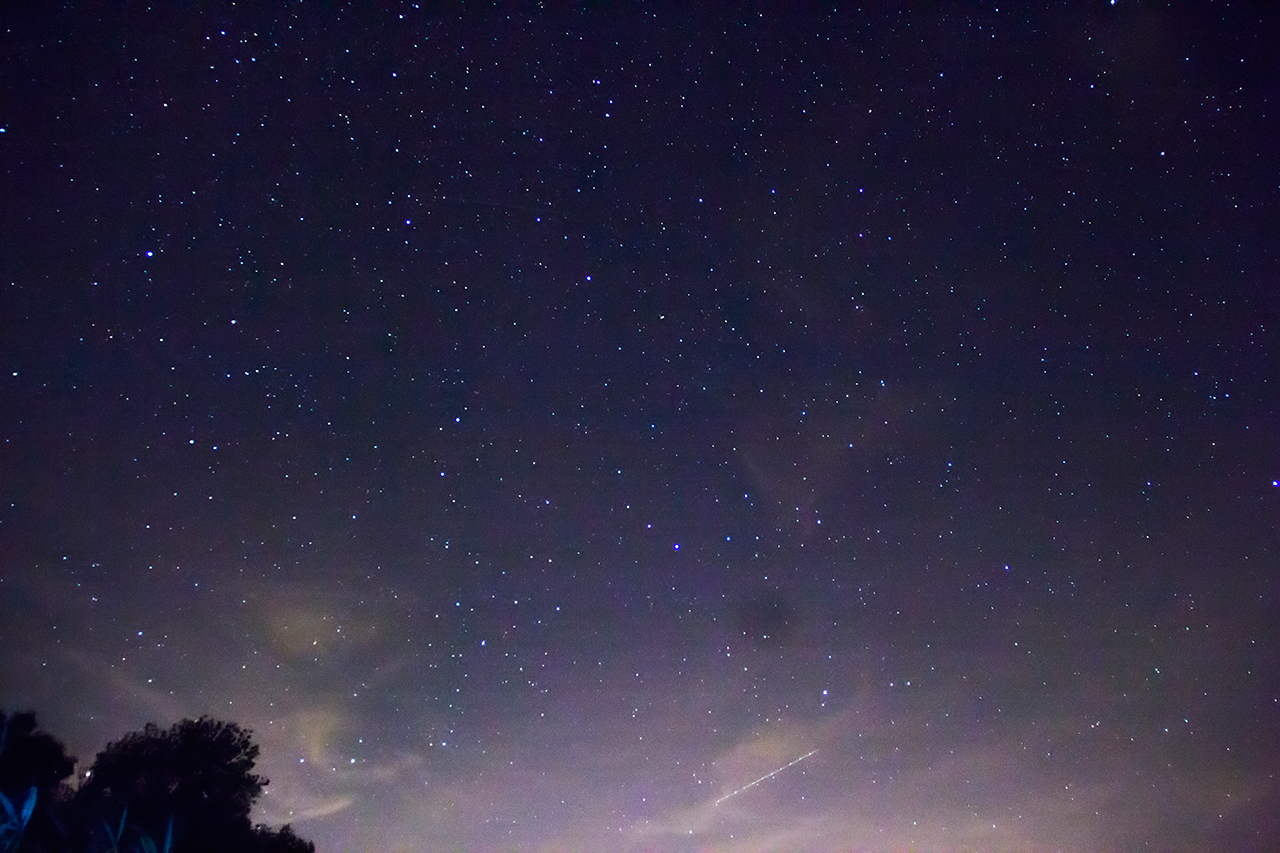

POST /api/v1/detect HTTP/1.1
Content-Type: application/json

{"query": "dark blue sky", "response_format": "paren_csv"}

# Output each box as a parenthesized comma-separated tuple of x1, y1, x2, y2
(2, 4, 1278, 850)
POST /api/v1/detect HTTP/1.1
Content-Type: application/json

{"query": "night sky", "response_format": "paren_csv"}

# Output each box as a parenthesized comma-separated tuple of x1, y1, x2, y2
(2, 5, 1279, 851)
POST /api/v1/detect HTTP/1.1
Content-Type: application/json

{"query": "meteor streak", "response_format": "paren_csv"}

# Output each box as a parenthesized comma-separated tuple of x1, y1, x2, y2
(714, 749, 817, 806)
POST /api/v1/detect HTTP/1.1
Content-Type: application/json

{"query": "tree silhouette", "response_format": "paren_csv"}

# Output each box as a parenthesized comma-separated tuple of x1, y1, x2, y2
(0, 712, 313, 853)
(0, 711, 76, 852)
(71, 716, 313, 853)
(249, 823, 316, 853)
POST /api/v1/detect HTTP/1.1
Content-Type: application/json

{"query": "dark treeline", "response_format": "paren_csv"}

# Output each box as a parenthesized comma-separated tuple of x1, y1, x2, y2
(0, 711, 314, 853)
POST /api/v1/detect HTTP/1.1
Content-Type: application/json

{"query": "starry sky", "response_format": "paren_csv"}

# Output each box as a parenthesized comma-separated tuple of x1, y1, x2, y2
(2, 4, 1278, 851)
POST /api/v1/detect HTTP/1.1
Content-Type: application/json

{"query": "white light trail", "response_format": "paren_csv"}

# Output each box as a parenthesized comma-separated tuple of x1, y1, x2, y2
(714, 749, 817, 806)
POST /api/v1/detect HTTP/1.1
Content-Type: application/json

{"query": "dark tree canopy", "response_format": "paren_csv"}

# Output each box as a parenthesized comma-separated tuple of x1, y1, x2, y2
(0, 711, 76, 853)
(73, 716, 309, 853)
(77, 717, 263, 830)
(250, 823, 317, 853)
(0, 711, 314, 853)
(0, 711, 75, 802)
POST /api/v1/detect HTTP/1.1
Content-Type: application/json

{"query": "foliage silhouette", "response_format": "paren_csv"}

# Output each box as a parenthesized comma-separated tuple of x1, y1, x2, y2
(74, 717, 263, 851)
(0, 711, 313, 853)
(247, 823, 315, 853)
(0, 711, 76, 852)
